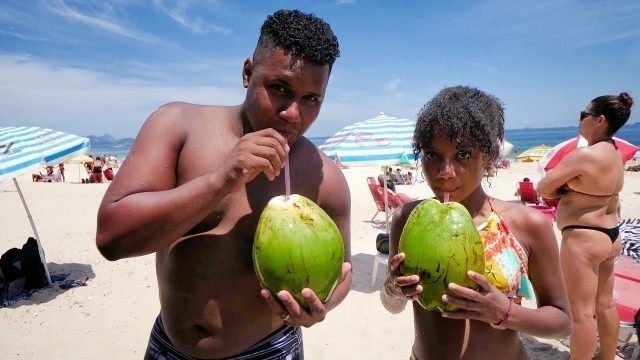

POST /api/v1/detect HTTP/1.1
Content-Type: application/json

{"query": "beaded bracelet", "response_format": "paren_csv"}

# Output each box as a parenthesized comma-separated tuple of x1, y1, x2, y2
(490, 299, 512, 330)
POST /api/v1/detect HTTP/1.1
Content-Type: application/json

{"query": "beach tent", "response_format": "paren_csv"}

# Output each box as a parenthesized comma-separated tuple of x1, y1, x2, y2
(515, 145, 552, 162)
(319, 113, 417, 167)
(0, 126, 91, 285)
(67, 154, 94, 181)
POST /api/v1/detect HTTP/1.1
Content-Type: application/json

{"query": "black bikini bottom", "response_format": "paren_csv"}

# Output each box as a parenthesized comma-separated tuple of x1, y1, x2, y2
(561, 225, 620, 243)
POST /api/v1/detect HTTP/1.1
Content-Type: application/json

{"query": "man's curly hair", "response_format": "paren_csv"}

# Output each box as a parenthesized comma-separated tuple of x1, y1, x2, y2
(413, 86, 505, 169)
(254, 9, 340, 69)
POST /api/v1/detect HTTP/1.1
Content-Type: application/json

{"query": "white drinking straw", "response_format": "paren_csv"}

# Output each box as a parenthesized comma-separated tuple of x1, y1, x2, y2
(443, 192, 450, 203)
(284, 155, 290, 201)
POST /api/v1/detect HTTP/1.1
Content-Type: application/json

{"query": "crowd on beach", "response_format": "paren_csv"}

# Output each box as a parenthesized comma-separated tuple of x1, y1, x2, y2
(5, 8, 637, 360)
(30, 154, 120, 184)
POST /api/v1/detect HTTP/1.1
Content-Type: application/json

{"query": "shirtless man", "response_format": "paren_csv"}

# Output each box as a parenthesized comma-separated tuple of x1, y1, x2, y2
(96, 10, 351, 359)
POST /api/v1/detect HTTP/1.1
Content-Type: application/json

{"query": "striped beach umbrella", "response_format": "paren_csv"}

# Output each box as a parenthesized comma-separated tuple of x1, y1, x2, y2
(0, 126, 91, 285)
(319, 113, 417, 167)
(0, 126, 91, 182)
(319, 113, 418, 234)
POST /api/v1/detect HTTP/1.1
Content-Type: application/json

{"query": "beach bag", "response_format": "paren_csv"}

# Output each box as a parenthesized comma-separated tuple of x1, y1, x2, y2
(103, 167, 114, 181)
(20, 237, 47, 290)
(0, 247, 25, 301)
(376, 233, 389, 254)
(0, 238, 47, 301)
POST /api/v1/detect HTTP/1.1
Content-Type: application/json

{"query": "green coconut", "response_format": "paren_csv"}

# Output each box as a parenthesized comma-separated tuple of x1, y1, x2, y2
(398, 198, 485, 312)
(253, 194, 344, 309)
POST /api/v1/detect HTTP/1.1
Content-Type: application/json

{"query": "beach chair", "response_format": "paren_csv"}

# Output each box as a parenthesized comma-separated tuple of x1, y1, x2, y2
(367, 177, 387, 221)
(528, 205, 556, 223)
(371, 252, 389, 286)
(517, 181, 539, 205)
(367, 177, 403, 221)
(394, 169, 407, 185)
(542, 197, 560, 209)
(614, 255, 640, 359)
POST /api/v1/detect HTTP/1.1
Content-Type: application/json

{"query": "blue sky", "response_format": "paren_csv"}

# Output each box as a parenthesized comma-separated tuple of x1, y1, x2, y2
(1, 1, 639, 139)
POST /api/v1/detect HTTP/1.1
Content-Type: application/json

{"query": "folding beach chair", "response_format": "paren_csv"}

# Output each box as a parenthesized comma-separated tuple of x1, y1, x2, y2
(367, 177, 387, 221)
(528, 205, 556, 223)
(366, 177, 403, 221)
(542, 197, 560, 209)
(614, 255, 640, 359)
(517, 181, 539, 205)
(394, 169, 407, 185)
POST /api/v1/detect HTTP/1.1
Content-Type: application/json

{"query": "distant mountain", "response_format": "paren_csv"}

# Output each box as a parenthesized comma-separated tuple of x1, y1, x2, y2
(86, 134, 135, 147)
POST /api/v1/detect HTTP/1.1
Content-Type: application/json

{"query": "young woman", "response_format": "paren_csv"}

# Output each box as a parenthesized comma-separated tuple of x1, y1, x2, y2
(380, 86, 571, 359)
(538, 92, 633, 359)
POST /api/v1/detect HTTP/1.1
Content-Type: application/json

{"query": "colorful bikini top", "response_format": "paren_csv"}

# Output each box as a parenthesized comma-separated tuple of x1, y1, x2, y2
(478, 198, 534, 304)
(559, 138, 620, 198)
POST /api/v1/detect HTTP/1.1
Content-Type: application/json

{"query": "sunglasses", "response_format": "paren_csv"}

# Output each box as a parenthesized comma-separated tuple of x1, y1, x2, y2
(580, 111, 599, 120)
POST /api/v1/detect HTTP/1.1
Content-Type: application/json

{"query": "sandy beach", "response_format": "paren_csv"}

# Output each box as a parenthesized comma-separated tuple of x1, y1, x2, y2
(1, 161, 638, 359)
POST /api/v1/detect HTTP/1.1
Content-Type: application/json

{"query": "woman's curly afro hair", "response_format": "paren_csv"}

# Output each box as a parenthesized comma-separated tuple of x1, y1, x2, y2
(413, 85, 505, 169)
(255, 9, 340, 68)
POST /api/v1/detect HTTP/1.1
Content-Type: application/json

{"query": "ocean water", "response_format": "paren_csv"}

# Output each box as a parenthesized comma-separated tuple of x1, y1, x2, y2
(89, 123, 640, 160)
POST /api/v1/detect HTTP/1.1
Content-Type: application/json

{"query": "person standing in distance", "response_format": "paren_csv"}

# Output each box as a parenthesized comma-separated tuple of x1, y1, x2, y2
(96, 9, 351, 360)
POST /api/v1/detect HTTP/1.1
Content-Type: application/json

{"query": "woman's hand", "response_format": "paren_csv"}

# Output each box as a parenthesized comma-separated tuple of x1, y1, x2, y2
(440, 270, 512, 326)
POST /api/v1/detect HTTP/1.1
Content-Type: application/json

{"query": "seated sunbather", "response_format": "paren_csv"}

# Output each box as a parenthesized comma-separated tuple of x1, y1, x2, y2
(377, 175, 417, 204)
(514, 177, 531, 196)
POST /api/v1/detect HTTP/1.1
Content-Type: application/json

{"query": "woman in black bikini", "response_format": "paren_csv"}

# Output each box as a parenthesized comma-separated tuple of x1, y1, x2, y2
(538, 92, 634, 359)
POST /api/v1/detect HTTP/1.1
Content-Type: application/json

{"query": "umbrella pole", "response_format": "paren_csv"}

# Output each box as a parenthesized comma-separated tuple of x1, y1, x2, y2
(383, 166, 390, 234)
(12, 178, 52, 285)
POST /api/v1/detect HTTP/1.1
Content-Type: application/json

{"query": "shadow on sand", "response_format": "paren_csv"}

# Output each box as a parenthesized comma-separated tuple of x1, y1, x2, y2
(364, 218, 388, 230)
(350, 252, 388, 294)
(520, 334, 570, 359)
(4, 262, 95, 309)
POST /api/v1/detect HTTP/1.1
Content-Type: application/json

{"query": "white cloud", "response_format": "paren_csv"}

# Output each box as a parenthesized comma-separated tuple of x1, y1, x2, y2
(0, 55, 246, 138)
(153, 0, 232, 34)
(0, 29, 51, 42)
(44, 0, 159, 42)
(336, 0, 356, 4)
(384, 78, 402, 92)
(458, 0, 640, 48)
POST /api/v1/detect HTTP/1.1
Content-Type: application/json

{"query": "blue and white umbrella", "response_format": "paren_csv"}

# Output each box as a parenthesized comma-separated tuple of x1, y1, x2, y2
(320, 113, 418, 234)
(0, 126, 91, 182)
(1, 126, 91, 285)
(319, 113, 417, 167)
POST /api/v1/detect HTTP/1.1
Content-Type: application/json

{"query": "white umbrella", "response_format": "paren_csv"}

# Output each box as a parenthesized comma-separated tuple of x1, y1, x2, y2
(67, 154, 94, 182)
(0, 126, 91, 285)
(500, 140, 514, 157)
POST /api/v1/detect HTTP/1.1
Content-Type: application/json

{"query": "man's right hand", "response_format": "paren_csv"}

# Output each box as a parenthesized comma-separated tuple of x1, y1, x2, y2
(218, 129, 289, 192)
